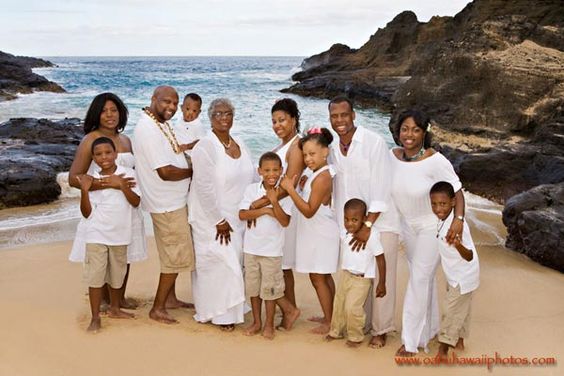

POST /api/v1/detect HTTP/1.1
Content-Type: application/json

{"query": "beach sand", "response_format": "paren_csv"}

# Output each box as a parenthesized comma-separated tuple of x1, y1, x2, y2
(0, 210, 562, 376)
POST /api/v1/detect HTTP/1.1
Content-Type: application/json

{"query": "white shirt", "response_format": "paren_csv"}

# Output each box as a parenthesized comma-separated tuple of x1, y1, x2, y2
(330, 126, 400, 233)
(340, 228, 384, 278)
(133, 111, 190, 213)
(175, 117, 208, 157)
(84, 165, 140, 246)
(437, 211, 480, 294)
(240, 182, 292, 257)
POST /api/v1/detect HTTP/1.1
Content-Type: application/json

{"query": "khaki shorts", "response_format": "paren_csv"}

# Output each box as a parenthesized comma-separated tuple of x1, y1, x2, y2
(244, 254, 285, 300)
(151, 206, 195, 274)
(84, 243, 127, 289)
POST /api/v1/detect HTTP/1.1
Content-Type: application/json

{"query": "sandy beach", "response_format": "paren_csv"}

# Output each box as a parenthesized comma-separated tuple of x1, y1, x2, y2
(0, 208, 562, 376)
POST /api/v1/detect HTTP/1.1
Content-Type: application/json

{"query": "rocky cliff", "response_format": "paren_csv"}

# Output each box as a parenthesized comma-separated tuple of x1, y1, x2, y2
(284, 0, 564, 271)
(0, 51, 65, 101)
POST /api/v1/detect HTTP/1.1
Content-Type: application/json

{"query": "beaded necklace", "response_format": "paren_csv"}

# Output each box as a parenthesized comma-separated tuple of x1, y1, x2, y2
(143, 108, 181, 154)
(436, 219, 447, 239)
(402, 146, 426, 162)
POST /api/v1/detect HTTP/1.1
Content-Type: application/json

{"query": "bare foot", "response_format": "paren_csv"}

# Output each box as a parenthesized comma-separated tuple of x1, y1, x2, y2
(346, 340, 362, 348)
(262, 326, 275, 340)
(279, 308, 300, 331)
(438, 343, 450, 361)
(165, 297, 195, 309)
(455, 338, 465, 351)
(243, 322, 262, 336)
(324, 335, 339, 342)
(149, 308, 178, 324)
(108, 308, 135, 319)
(219, 324, 235, 332)
(307, 315, 324, 323)
(310, 323, 330, 335)
(87, 317, 101, 332)
(369, 333, 386, 349)
(395, 345, 416, 357)
(120, 297, 139, 310)
(99, 302, 110, 313)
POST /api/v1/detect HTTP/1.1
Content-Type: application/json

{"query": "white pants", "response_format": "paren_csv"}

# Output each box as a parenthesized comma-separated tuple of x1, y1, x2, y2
(401, 215, 440, 353)
(364, 232, 399, 336)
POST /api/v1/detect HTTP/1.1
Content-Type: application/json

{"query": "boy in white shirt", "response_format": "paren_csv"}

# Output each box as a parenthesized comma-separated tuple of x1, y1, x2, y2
(239, 152, 300, 339)
(430, 181, 480, 359)
(326, 198, 386, 347)
(176, 93, 207, 155)
(78, 137, 140, 332)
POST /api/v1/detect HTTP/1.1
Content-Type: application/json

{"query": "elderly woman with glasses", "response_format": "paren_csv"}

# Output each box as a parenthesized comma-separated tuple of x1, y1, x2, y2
(188, 98, 255, 331)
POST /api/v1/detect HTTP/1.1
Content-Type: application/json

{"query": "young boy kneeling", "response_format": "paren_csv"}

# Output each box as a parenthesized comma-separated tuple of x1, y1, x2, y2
(239, 152, 300, 339)
(326, 198, 386, 347)
(430, 181, 480, 359)
(78, 137, 140, 332)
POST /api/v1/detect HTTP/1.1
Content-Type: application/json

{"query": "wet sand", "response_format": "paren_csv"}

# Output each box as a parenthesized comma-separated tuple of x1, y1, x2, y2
(0, 211, 562, 376)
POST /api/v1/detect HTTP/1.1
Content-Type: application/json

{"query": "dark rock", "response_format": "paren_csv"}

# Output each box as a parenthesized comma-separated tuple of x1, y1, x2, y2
(0, 51, 65, 102)
(502, 183, 564, 272)
(0, 118, 82, 208)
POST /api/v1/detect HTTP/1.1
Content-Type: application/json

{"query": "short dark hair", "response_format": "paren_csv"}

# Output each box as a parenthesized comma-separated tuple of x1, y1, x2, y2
(300, 127, 334, 149)
(393, 109, 432, 148)
(84, 93, 128, 134)
(91, 136, 116, 154)
(344, 198, 367, 214)
(430, 181, 455, 198)
(183, 93, 202, 105)
(271, 98, 301, 132)
(259, 151, 282, 168)
(328, 96, 354, 112)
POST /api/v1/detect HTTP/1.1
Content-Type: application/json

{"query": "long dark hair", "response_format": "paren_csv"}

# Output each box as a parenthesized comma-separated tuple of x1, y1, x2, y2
(393, 109, 432, 148)
(84, 92, 128, 134)
(271, 98, 301, 132)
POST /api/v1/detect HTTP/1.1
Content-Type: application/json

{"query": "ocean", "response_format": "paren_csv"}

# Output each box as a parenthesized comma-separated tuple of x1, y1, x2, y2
(0, 56, 503, 249)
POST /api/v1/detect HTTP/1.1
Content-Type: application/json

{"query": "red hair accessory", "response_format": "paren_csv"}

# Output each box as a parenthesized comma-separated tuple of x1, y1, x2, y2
(308, 127, 322, 135)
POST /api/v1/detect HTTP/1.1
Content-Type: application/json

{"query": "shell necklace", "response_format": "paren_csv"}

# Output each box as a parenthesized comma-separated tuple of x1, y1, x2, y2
(143, 108, 182, 154)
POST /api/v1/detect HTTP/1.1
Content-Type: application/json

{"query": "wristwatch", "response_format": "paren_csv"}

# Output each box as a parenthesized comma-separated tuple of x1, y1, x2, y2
(455, 215, 464, 222)
(364, 221, 373, 229)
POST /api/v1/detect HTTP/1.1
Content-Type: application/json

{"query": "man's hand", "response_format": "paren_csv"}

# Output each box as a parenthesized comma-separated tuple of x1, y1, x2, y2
(349, 225, 370, 251)
(446, 218, 463, 245)
(375, 281, 386, 298)
(215, 221, 233, 245)
(77, 174, 94, 191)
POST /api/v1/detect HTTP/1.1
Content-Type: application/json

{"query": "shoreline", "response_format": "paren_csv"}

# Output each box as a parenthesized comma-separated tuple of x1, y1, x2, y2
(1, 208, 562, 375)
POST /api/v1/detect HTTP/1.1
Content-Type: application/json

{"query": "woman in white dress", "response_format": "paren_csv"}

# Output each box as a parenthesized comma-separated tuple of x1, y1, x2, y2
(390, 109, 465, 356)
(189, 98, 255, 331)
(280, 128, 340, 334)
(68, 93, 147, 309)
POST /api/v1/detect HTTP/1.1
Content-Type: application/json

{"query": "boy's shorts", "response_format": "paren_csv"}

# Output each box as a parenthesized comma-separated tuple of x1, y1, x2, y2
(150, 205, 195, 274)
(84, 243, 127, 289)
(244, 254, 285, 300)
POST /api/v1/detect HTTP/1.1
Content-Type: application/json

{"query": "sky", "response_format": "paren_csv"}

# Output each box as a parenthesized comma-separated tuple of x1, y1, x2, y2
(1, 0, 471, 57)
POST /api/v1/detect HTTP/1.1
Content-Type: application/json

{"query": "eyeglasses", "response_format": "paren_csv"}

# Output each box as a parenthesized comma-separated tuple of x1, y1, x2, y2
(212, 111, 234, 119)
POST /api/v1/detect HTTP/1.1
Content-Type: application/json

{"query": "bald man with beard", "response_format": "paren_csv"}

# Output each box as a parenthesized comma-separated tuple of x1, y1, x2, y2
(133, 86, 194, 324)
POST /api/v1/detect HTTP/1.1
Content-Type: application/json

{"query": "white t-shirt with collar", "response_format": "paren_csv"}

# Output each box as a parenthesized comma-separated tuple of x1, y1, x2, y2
(340, 228, 384, 278)
(175, 117, 208, 157)
(133, 111, 190, 214)
(239, 182, 293, 257)
(84, 165, 140, 246)
(437, 211, 480, 294)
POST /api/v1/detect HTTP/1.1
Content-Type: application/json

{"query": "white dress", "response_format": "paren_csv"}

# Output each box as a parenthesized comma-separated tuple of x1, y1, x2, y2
(390, 150, 462, 353)
(189, 135, 255, 324)
(69, 152, 148, 263)
(274, 134, 300, 270)
(294, 165, 340, 274)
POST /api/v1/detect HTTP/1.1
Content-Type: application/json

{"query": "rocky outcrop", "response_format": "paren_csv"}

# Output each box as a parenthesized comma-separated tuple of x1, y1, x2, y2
(0, 118, 82, 208)
(0, 51, 65, 101)
(502, 183, 564, 272)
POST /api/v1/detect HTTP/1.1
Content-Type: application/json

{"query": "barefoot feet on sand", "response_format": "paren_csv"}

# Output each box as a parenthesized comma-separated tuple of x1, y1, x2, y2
(243, 322, 262, 336)
(219, 324, 235, 332)
(369, 333, 386, 349)
(87, 317, 101, 332)
(149, 308, 178, 324)
(310, 323, 330, 335)
(108, 308, 135, 319)
(346, 340, 362, 348)
(396, 345, 416, 357)
(455, 338, 465, 351)
(165, 297, 195, 309)
(262, 326, 275, 340)
(278, 308, 300, 331)
(307, 315, 324, 323)
(120, 297, 139, 310)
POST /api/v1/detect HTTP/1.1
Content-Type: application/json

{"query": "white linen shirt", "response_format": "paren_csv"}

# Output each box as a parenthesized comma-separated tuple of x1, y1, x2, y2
(240, 182, 292, 257)
(133, 111, 190, 213)
(437, 211, 480, 294)
(84, 165, 140, 246)
(175, 117, 208, 157)
(329, 126, 400, 233)
(340, 228, 384, 278)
